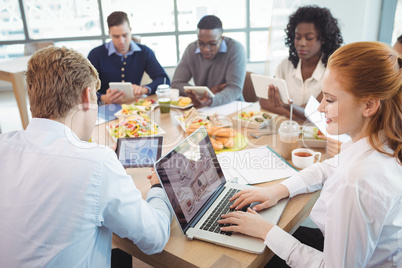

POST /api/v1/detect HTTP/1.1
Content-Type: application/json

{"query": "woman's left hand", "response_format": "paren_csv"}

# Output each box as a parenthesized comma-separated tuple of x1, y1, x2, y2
(218, 208, 274, 240)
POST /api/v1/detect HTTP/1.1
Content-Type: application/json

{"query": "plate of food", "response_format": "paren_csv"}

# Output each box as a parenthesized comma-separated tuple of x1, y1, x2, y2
(175, 107, 231, 131)
(132, 98, 158, 107)
(298, 125, 326, 148)
(232, 110, 277, 129)
(107, 114, 165, 142)
(114, 103, 154, 117)
(184, 123, 246, 153)
(170, 97, 193, 109)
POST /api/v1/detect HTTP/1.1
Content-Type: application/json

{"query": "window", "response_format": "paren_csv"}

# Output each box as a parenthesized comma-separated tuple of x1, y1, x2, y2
(0, 0, 272, 65)
(392, 0, 402, 44)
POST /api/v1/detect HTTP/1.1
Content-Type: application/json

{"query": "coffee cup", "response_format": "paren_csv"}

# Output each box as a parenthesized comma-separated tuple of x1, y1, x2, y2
(156, 84, 171, 113)
(291, 148, 321, 169)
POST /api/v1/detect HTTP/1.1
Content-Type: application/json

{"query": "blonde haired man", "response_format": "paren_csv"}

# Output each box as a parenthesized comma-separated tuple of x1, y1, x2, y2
(0, 46, 172, 267)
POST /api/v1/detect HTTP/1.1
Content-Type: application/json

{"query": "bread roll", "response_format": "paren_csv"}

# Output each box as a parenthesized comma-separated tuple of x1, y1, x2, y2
(215, 136, 235, 148)
(210, 137, 224, 151)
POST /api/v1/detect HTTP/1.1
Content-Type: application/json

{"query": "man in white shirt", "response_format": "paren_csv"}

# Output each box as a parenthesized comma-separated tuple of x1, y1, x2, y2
(0, 46, 173, 267)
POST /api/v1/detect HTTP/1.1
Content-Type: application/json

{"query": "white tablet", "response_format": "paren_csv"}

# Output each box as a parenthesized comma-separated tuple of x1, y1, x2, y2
(109, 82, 134, 99)
(184, 86, 215, 98)
(250, 74, 290, 103)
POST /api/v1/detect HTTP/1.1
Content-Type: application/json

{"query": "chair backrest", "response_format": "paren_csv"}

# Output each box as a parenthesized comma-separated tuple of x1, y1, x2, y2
(243, 71, 259, 102)
(24, 42, 55, 56)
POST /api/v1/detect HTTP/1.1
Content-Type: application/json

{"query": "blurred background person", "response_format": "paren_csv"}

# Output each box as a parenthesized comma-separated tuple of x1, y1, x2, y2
(88, 11, 169, 104)
(172, 15, 246, 108)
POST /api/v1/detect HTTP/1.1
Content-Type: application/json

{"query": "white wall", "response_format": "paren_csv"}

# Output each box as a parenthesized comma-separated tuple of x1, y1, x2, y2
(318, 0, 382, 44)
(265, 0, 384, 77)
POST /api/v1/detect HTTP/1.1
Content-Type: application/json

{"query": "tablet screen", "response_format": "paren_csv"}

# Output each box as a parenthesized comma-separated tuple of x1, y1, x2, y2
(115, 136, 163, 168)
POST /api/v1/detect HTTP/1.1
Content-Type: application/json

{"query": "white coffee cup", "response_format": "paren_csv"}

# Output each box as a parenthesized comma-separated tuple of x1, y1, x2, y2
(291, 148, 321, 169)
(171, 88, 180, 100)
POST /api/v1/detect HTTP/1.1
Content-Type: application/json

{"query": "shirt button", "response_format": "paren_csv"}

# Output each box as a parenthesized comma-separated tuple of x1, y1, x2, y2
(122, 80, 125, 82)
(123, 62, 127, 65)
(124, 56, 127, 59)
(121, 74, 125, 78)
(121, 67, 125, 71)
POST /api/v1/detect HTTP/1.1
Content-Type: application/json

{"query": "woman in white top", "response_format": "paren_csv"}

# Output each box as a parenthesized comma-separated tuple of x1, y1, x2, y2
(220, 41, 402, 267)
(260, 5, 342, 118)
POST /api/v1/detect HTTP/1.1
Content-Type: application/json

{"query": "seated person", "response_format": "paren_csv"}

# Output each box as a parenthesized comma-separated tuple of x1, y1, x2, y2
(171, 15, 246, 108)
(220, 41, 402, 267)
(0, 46, 173, 267)
(393, 34, 402, 54)
(260, 5, 343, 121)
(88, 11, 170, 104)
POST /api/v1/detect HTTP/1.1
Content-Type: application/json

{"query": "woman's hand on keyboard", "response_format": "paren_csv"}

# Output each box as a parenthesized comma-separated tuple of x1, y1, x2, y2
(229, 184, 290, 212)
(218, 208, 274, 240)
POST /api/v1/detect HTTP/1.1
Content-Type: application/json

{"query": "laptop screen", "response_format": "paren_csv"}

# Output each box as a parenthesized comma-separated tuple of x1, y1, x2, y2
(155, 127, 225, 231)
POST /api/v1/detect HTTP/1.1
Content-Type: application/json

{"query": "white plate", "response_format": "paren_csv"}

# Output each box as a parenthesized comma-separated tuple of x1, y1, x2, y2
(107, 123, 165, 142)
(232, 112, 277, 129)
(174, 115, 231, 131)
(114, 103, 158, 117)
(298, 138, 327, 148)
(171, 103, 193, 109)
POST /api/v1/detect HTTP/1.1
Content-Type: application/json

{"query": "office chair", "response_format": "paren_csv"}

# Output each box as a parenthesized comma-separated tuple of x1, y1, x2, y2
(243, 71, 259, 102)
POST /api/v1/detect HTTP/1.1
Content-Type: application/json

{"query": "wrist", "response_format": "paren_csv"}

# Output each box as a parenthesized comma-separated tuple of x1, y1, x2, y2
(100, 94, 108, 104)
(274, 184, 290, 200)
(260, 221, 274, 240)
(141, 86, 149, 95)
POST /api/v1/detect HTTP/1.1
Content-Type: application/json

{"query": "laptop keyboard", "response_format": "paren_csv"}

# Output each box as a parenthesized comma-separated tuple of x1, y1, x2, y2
(200, 188, 240, 236)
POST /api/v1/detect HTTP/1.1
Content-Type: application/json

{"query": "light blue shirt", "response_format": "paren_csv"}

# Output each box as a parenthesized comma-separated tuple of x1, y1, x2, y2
(0, 118, 173, 267)
(106, 40, 141, 58)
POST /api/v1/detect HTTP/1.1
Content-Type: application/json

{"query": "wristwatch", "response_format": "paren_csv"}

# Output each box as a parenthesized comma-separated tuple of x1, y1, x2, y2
(151, 183, 162, 189)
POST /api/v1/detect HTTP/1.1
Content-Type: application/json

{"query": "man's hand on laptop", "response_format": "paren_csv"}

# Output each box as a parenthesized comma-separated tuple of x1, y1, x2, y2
(147, 168, 160, 186)
(218, 209, 274, 240)
(229, 184, 290, 212)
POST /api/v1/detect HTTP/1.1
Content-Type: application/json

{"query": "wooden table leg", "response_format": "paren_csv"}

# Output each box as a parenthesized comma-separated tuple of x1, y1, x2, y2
(11, 72, 29, 129)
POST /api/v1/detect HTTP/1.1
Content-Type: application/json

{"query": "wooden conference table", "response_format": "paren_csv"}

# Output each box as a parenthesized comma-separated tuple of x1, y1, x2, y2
(92, 98, 322, 268)
(0, 56, 31, 129)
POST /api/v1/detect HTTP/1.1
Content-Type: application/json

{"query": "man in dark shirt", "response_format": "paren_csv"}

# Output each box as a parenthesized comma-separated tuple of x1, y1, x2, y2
(88, 11, 169, 104)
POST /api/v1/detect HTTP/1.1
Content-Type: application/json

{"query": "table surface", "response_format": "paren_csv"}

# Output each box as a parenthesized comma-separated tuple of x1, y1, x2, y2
(0, 56, 31, 73)
(0, 56, 31, 129)
(92, 98, 324, 268)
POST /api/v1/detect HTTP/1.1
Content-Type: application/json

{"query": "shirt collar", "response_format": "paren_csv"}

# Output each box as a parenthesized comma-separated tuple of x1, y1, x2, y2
(195, 39, 227, 54)
(340, 137, 372, 154)
(294, 54, 326, 81)
(26, 118, 90, 147)
(105, 40, 141, 57)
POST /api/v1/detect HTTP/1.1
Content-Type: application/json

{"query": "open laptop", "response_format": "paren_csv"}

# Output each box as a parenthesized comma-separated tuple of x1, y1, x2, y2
(154, 126, 288, 254)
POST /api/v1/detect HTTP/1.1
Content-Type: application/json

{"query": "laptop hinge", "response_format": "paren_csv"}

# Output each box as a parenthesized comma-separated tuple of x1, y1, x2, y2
(183, 183, 226, 234)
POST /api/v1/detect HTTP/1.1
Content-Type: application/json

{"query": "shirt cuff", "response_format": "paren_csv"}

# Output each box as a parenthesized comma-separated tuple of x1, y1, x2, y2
(144, 86, 151, 95)
(264, 225, 298, 263)
(280, 175, 306, 198)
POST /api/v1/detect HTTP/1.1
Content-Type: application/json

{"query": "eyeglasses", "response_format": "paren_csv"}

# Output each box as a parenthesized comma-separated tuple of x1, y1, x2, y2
(197, 38, 221, 50)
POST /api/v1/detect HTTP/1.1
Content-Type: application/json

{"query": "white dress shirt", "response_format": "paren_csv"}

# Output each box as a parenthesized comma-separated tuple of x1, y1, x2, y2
(275, 57, 326, 106)
(0, 118, 173, 267)
(265, 138, 402, 267)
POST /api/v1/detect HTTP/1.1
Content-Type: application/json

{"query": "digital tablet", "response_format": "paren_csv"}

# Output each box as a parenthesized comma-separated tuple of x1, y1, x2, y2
(184, 86, 215, 98)
(109, 82, 134, 99)
(250, 74, 290, 103)
(115, 136, 163, 168)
